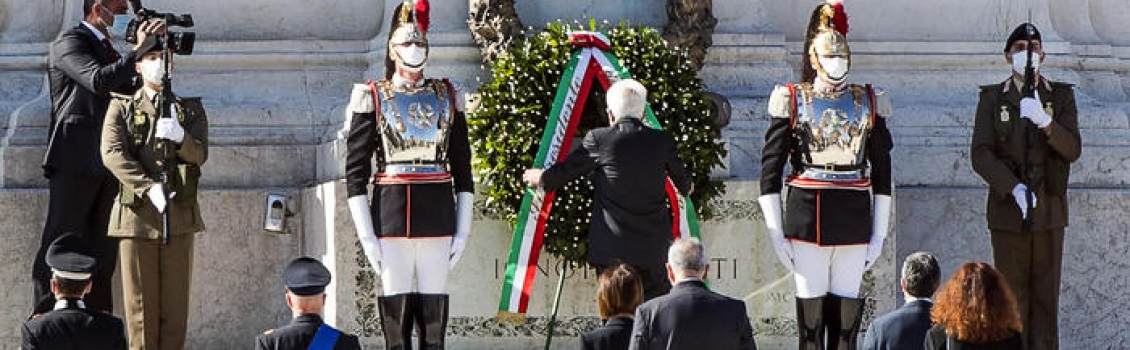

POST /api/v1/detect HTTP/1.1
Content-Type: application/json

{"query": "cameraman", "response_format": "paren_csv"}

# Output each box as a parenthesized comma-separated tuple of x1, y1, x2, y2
(34, 0, 164, 315)
(100, 29, 208, 350)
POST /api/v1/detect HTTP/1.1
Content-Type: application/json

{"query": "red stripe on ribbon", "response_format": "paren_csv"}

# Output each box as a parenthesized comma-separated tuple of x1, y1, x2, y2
(569, 34, 612, 51)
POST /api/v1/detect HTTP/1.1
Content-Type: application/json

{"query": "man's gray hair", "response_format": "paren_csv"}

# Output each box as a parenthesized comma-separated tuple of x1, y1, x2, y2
(901, 251, 940, 298)
(668, 238, 707, 275)
(606, 79, 647, 119)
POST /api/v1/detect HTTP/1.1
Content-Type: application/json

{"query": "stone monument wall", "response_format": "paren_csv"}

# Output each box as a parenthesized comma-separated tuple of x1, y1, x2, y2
(0, 0, 1127, 348)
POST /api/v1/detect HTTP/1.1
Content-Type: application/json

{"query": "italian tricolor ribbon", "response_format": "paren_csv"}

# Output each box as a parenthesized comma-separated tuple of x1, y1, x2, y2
(497, 32, 701, 321)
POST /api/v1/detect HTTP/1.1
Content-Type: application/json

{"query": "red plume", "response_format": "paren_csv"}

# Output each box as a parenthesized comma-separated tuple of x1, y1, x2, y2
(414, 0, 430, 34)
(831, 3, 849, 36)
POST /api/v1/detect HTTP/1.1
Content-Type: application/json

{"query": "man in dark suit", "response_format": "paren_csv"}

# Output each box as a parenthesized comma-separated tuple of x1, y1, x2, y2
(256, 257, 361, 350)
(22, 233, 128, 350)
(32, 0, 161, 314)
(862, 252, 940, 350)
(523, 78, 693, 300)
(971, 23, 1081, 350)
(628, 238, 756, 350)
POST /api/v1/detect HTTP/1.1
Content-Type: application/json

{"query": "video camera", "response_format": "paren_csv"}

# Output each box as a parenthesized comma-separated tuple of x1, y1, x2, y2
(123, 0, 196, 55)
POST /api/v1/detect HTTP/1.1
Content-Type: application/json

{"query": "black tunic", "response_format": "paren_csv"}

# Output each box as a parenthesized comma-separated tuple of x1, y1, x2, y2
(345, 79, 474, 238)
(255, 314, 361, 350)
(22, 300, 128, 350)
(760, 84, 893, 245)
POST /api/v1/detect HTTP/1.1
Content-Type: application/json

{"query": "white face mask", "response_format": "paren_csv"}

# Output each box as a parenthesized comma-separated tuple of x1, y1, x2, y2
(396, 46, 428, 68)
(1011, 52, 1039, 75)
(819, 57, 849, 81)
(139, 59, 166, 86)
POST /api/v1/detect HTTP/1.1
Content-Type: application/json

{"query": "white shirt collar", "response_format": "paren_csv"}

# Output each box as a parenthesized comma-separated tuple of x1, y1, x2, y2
(391, 74, 425, 89)
(143, 86, 160, 101)
(54, 299, 86, 311)
(81, 21, 108, 42)
(905, 296, 932, 304)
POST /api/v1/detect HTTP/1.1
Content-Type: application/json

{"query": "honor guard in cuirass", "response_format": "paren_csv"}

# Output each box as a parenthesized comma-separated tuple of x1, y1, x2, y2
(344, 1, 473, 348)
(758, 1, 893, 349)
(971, 23, 1081, 350)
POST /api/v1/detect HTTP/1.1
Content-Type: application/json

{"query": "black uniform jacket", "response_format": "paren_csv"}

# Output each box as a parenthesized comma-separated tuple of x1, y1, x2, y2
(345, 79, 474, 238)
(629, 280, 757, 350)
(760, 84, 893, 245)
(255, 314, 361, 350)
(45, 23, 139, 177)
(21, 300, 127, 350)
(971, 77, 1081, 232)
(540, 117, 692, 266)
(923, 325, 1023, 350)
(862, 300, 933, 350)
(580, 316, 634, 350)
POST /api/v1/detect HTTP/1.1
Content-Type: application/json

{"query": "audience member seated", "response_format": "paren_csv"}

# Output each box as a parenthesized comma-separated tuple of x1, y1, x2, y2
(863, 251, 940, 350)
(581, 263, 646, 350)
(628, 238, 757, 350)
(925, 262, 1024, 350)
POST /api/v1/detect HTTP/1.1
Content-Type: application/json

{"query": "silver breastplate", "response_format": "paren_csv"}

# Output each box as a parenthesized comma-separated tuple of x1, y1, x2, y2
(793, 85, 874, 170)
(376, 80, 454, 166)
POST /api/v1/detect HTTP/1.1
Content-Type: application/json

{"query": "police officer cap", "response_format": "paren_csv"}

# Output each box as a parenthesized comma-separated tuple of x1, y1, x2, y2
(283, 257, 331, 296)
(46, 233, 95, 280)
(1005, 22, 1041, 52)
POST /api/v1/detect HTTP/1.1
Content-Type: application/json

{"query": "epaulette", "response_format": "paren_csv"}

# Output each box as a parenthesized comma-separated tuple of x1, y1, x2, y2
(262, 328, 275, 335)
(110, 92, 133, 101)
(348, 83, 375, 114)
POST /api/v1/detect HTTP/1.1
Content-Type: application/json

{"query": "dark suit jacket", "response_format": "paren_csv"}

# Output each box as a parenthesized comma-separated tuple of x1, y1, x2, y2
(628, 280, 756, 350)
(21, 301, 127, 350)
(862, 299, 933, 350)
(581, 317, 634, 350)
(971, 76, 1081, 231)
(923, 325, 1024, 350)
(45, 23, 139, 177)
(255, 314, 361, 350)
(540, 117, 692, 266)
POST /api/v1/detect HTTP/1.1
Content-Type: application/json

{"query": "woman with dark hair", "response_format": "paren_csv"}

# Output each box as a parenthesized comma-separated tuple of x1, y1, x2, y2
(925, 262, 1024, 349)
(580, 264, 645, 350)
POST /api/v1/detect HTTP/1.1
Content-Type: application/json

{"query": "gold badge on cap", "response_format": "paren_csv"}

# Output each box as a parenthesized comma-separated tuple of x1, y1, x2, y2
(999, 105, 1010, 122)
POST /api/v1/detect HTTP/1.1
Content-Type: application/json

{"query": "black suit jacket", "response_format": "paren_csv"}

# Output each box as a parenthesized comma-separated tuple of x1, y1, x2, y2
(862, 300, 933, 350)
(541, 117, 692, 266)
(628, 280, 756, 350)
(923, 325, 1024, 350)
(581, 317, 634, 350)
(255, 314, 361, 350)
(21, 301, 127, 350)
(45, 23, 139, 177)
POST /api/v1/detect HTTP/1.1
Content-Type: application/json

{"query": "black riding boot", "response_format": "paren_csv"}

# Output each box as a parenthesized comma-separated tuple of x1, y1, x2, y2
(824, 294, 842, 349)
(836, 295, 866, 350)
(415, 293, 449, 350)
(796, 296, 826, 350)
(378, 294, 415, 350)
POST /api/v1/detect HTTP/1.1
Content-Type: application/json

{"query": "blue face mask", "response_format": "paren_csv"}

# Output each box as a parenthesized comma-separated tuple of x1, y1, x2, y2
(107, 14, 132, 38)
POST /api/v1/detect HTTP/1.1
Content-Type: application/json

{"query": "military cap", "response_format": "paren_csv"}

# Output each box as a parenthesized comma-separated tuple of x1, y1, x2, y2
(1005, 22, 1041, 52)
(46, 233, 96, 280)
(283, 257, 332, 296)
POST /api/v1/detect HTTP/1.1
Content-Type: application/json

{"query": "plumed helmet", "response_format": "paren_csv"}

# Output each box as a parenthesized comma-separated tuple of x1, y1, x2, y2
(802, 0, 851, 84)
(385, 0, 430, 78)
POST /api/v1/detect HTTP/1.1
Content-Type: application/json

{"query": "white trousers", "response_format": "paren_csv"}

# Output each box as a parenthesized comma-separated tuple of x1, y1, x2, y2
(379, 237, 452, 295)
(792, 241, 868, 298)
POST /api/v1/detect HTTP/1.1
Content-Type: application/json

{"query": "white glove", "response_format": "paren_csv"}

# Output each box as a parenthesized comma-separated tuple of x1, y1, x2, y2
(348, 195, 382, 272)
(450, 192, 473, 269)
(1020, 95, 1051, 128)
(154, 118, 185, 143)
(1011, 184, 1037, 219)
(864, 195, 892, 271)
(147, 183, 167, 213)
(757, 194, 794, 272)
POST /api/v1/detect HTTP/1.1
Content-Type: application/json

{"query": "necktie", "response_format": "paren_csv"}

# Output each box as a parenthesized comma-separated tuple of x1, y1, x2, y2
(101, 39, 121, 61)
